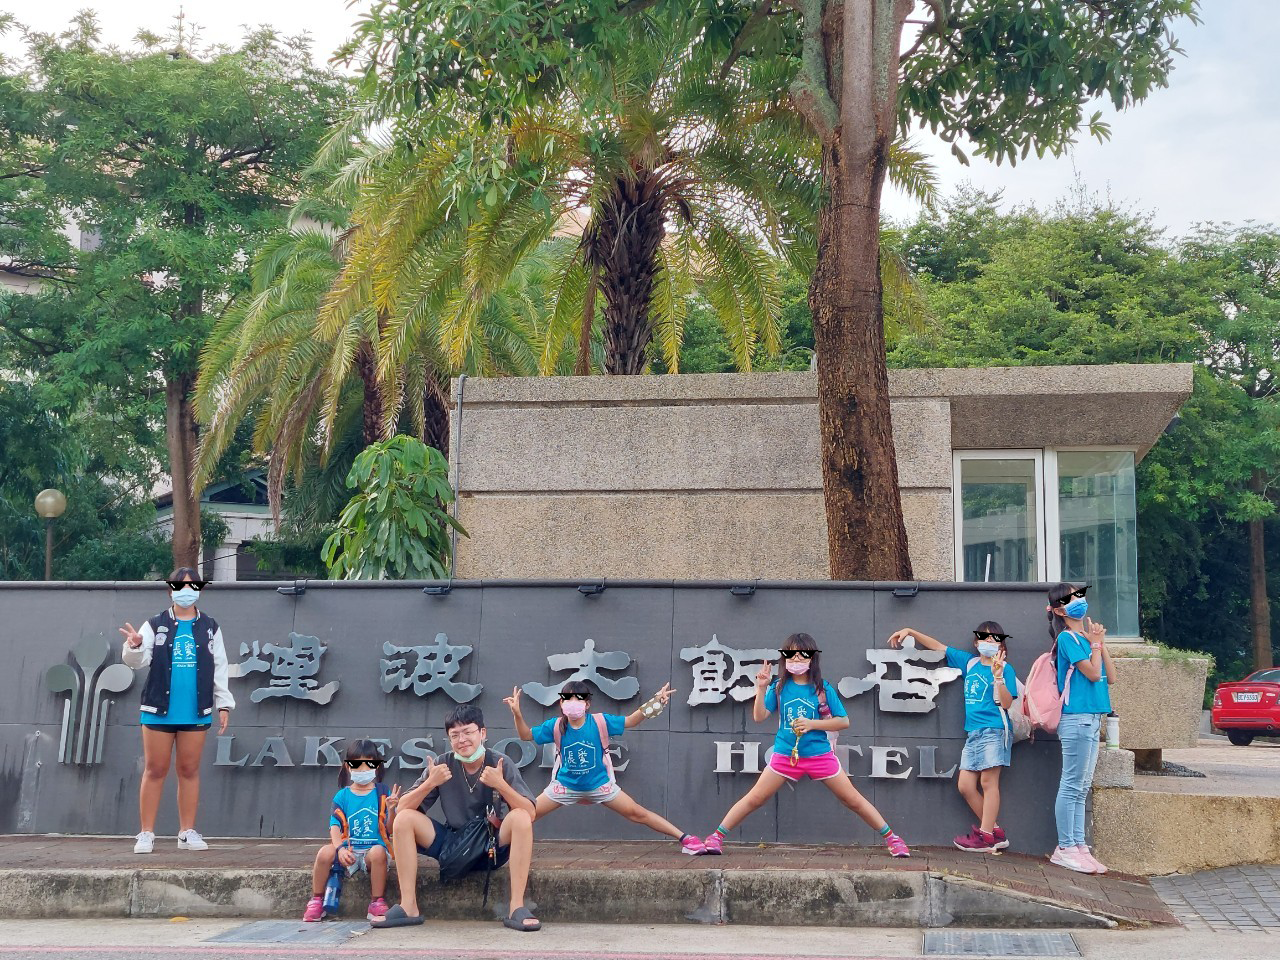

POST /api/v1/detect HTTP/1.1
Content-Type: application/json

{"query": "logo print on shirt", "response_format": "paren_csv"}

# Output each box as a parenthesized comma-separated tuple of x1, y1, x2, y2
(347, 808, 378, 842)
(964, 672, 990, 706)
(563, 741, 597, 773)
(782, 697, 817, 727)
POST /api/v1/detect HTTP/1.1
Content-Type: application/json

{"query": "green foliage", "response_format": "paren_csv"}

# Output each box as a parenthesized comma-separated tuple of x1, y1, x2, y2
(321, 435, 465, 580)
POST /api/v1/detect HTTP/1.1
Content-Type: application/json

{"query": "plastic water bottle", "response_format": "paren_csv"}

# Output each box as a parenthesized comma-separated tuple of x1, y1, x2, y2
(322, 858, 344, 916)
(1105, 712, 1120, 749)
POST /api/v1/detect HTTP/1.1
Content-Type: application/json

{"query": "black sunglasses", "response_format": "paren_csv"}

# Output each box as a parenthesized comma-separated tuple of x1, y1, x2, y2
(166, 580, 207, 591)
(974, 631, 1010, 642)
(346, 758, 381, 769)
(1056, 587, 1089, 603)
(779, 649, 819, 660)
(558, 692, 591, 702)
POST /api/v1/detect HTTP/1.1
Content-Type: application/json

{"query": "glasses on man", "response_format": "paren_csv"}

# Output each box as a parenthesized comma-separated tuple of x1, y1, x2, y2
(1057, 587, 1089, 603)
(558, 692, 591, 702)
(779, 649, 819, 660)
(973, 631, 1010, 642)
(447, 726, 482, 742)
(166, 580, 207, 591)
(345, 759, 381, 769)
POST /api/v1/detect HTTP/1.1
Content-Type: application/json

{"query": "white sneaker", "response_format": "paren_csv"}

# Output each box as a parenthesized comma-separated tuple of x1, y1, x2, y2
(177, 829, 208, 851)
(133, 831, 155, 854)
(1049, 845, 1094, 873)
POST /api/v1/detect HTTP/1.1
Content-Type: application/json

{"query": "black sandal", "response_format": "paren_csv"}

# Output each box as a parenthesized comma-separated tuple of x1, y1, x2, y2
(370, 904, 425, 928)
(502, 905, 542, 931)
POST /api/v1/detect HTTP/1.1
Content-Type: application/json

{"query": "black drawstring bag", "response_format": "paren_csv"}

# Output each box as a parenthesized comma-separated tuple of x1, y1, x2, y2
(436, 754, 502, 907)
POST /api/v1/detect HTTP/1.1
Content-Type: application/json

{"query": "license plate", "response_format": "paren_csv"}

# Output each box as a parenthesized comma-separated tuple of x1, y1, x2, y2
(1236, 692, 1262, 703)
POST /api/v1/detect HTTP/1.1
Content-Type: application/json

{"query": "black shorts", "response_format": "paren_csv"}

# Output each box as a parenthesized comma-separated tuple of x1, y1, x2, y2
(418, 817, 511, 872)
(142, 722, 211, 733)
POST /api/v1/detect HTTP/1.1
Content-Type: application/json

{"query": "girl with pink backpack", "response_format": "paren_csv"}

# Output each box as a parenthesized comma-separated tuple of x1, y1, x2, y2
(1045, 583, 1116, 875)
(885, 622, 1020, 854)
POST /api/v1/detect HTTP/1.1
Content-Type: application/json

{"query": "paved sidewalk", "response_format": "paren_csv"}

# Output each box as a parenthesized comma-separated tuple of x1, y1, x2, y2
(1144, 738, 1280, 798)
(1150, 865, 1280, 931)
(1, 836, 1177, 927)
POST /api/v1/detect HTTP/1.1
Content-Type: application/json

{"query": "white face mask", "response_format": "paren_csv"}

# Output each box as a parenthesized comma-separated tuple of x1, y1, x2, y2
(350, 769, 377, 786)
(171, 587, 200, 609)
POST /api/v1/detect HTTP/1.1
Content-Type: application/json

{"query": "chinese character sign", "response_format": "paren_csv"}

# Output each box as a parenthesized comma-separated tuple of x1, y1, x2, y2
(522, 638, 640, 705)
(836, 647, 961, 713)
(231, 633, 340, 705)
(381, 633, 482, 702)
(679, 635, 776, 706)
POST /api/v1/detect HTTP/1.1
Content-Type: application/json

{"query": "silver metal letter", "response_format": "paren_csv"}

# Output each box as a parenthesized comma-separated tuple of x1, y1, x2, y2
(869, 745, 912, 779)
(214, 735, 248, 767)
(380, 633, 482, 702)
(522, 638, 640, 705)
(713, 740, 762, 774)
(679, 635, 776, 706)
(917, 744, 958, 779)
(302, 736, 344, 767)
(837, 647, 961, 713)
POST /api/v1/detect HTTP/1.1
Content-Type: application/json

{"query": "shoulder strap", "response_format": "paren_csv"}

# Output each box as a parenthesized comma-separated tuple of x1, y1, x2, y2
(592, 711, 610, 748)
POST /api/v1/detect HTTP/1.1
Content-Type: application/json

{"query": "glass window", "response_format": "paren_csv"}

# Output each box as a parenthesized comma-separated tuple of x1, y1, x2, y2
(1057, 452, 1139, 637)
(959, 458, 1040, 582)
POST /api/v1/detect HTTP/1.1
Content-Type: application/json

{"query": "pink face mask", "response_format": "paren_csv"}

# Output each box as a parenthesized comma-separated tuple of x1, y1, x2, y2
(785, 660, 811, 675)
(561, 700, 588, 719)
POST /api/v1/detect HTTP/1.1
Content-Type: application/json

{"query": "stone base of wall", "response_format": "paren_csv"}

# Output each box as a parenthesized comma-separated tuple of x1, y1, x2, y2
(1108, 655, 1209, 751)
(1093, 788, 1280, 875)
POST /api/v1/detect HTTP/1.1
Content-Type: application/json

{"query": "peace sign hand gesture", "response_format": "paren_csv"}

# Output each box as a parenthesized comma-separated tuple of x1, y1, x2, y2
(119, 622, 143, 649)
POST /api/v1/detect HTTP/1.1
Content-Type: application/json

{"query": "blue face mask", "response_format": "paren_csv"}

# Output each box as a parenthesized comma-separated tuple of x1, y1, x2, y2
(171, 587, 200, 609)
(1063, 597, 1088, 619)
(977, 641, 1000, 659)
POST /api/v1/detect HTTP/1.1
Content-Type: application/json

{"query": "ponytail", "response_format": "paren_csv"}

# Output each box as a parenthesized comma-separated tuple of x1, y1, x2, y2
(1047, 582, 1073, 646)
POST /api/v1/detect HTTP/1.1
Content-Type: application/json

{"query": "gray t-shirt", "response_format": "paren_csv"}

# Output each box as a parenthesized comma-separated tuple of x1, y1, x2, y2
(411, 750, 534, 829)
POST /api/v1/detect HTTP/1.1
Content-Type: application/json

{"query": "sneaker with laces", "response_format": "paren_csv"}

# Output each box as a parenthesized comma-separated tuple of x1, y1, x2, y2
(1049, 845, 1093, 873)
(133, 831, 155, 855)
(702, 833, 724, 855)
(303, 896, 324, 922)
(1076, 845, 1108, 874)
(366, 897, 389, 921)
(991, 826, 1010, 850)
(884, 831, 911, 858)
(953, 827, 997, 852)
(177, 828, 208, 851)
(680, 834, 707, 856)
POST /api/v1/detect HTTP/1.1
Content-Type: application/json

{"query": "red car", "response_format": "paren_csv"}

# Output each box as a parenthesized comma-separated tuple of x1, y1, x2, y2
(1211, 668, 1280, 745)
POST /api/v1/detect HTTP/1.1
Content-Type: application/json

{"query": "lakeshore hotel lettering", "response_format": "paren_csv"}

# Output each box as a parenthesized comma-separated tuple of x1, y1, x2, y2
(212, 632, 964, 780)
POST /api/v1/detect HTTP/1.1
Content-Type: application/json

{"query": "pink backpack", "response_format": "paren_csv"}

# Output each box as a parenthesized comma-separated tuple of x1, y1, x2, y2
(551, 713, 614, 782)
(1019, 636, 1075, 735)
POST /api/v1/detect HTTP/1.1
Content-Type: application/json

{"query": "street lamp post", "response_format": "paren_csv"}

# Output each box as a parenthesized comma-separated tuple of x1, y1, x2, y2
(34, 488, 67, 581)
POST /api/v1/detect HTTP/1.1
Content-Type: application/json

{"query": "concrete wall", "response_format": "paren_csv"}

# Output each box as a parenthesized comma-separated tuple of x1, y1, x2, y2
(450, 366, 1192, 583)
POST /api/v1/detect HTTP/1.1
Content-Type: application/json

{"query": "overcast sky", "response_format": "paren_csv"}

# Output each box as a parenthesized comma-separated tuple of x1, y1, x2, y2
(4, 0, 1275, 236)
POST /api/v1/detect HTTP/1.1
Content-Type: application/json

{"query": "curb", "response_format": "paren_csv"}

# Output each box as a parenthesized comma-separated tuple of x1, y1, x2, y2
(0, 867, 1124, 928)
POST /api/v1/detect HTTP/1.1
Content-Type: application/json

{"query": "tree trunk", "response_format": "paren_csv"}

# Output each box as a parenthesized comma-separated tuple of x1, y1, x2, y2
(575, 265, 599, 376)
(596, 169, 666, 375)
(800, 0, 913, 580)
(809, 143, 913, 581)
(1249, 469, 1272, 669)
(166, 371, 202, 572)
(354, 337, 386, 447)
(423, 372, 450, 457)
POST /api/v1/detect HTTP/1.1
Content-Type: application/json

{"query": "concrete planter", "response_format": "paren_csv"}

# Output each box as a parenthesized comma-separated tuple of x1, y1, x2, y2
(1107, 655, 1209, 751)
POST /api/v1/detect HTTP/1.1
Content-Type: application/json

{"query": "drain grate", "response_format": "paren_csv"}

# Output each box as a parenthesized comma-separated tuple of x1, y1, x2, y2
(923, 931, 1081, 957)
(204, 920, 367, 945)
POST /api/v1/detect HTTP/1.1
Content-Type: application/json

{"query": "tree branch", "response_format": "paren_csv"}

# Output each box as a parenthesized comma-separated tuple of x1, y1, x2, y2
(787, 0, 838, 143)
(719, 0, 775, 80)
(901, 0, 948, 61)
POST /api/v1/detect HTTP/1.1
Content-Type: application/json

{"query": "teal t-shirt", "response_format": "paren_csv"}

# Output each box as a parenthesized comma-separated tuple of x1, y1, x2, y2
(943, 646, 1020, 732)
(533, 712, 627, 791)
(330, 787, 385, 850)
(1056, 630, 1112, 714)
(140, 618, 207, 726)
(763, 678, 846, 758)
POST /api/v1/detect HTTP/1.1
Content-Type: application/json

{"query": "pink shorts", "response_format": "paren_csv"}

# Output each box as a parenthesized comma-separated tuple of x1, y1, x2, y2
(768, 750, 841, 781)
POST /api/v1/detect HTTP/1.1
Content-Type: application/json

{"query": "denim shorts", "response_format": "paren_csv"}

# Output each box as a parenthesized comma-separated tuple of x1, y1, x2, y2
(960, 727, 1011, 771)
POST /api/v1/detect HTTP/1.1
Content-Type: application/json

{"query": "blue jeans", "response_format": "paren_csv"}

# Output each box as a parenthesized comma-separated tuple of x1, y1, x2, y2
(1055, 713, 1101, 848)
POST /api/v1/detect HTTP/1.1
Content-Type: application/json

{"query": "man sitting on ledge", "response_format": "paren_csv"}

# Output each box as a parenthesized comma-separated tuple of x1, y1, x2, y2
(371, 705, 540, 931)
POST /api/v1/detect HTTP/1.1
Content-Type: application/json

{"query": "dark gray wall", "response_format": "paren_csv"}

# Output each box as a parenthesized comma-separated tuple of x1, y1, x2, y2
(1, 580, 1068, 852)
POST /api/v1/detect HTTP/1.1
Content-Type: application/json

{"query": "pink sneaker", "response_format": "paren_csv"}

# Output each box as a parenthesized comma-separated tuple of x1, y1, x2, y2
(1076, 845, 1108, 874)
(303, 896, 324, 922)
(680, 834, 707, 856)
(885, 831, 911, 858)
(702, 833, 723, 855)
(953, 827, 997, 852)
(991, 826, 1010, 850)
(1049, 845, 1094, 873)
(366, 897, 389, 920)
